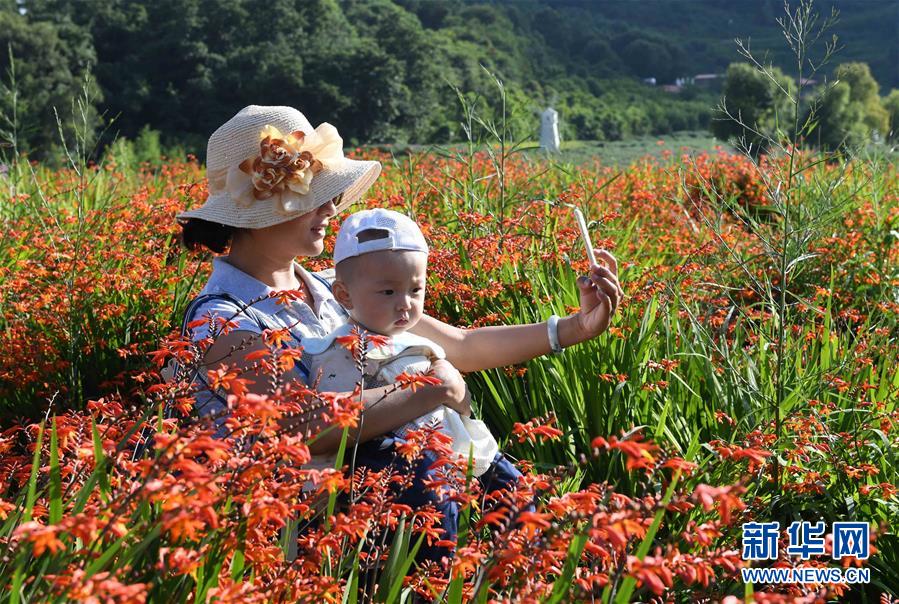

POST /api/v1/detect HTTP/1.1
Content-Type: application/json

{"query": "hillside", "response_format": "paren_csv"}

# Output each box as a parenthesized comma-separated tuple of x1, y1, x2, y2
(2, 0, 896, 155)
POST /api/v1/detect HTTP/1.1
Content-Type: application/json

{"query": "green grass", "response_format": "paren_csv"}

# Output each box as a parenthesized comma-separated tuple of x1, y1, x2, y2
(369, 130, 730, 167)
(365, 130, 733, 175)
(370, 130, 899, 168)
(547, 131, 732, 166)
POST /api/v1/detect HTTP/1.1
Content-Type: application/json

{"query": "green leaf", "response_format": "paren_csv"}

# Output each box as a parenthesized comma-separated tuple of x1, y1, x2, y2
(385, 533, 425, 603)
(446, 573, 465, 604)
(93, 418, 111, 499)
(48, 418, 62, 524)
(231, 525, 247, 582)
(24, 422, 45, 523)
(613, 471, 682, 604)
(377, 516, 410, 601)
(341, 540, 366, 604)
(374, 516, 426, 603)
(325, 426, 350, 532)
(85, 536, 125, 575)
(10, 567, 24, 604)
(547, 527, 589, 604)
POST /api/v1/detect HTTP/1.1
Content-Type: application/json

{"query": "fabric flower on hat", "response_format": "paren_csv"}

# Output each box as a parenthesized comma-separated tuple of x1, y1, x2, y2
(225, 123, 344, 214)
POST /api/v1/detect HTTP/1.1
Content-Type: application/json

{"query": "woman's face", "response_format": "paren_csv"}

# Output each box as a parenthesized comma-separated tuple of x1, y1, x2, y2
(250, 198, 338, 259)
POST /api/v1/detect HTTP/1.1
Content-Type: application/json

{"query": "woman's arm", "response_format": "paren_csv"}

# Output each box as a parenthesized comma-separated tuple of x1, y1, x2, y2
(411, 249, 624, 372)
(199, 331, 468, 454)
(300, 359, 468, 454)
(411, 316, 577, 373)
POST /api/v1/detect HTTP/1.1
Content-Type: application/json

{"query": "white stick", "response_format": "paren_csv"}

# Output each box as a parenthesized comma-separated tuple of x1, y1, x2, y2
(573, 207, 597, 266)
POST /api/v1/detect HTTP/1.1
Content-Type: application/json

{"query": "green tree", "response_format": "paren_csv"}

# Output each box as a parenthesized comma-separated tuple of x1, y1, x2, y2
(833, 62, 889, 137)
(883, 89, 899, 142)
(613, 31, 685, 84)
(811, 81, 867, 151)
(11, 0, 771, 149)
(806, 63, 889, 151)
(712, 62, 794, 153)
(0, 10, 100, 157)
(24, 0, 215, 148)
(342, 0, 450, 142)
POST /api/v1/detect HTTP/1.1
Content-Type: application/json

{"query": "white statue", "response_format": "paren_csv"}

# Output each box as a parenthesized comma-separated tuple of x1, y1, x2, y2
(540, 107, 560, 153)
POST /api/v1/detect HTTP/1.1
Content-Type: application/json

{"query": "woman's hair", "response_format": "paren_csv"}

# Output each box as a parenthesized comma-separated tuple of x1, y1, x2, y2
(179, 218, 239, 254)
(180, 194, 344, 254)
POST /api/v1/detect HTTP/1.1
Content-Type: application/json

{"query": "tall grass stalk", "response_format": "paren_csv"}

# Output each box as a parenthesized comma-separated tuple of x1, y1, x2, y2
(678, 0, 883, 497)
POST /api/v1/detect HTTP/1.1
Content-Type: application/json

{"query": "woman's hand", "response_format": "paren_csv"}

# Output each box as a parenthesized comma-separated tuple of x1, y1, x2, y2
(565, 249, 624, 344)
(429, 358, 472, 417)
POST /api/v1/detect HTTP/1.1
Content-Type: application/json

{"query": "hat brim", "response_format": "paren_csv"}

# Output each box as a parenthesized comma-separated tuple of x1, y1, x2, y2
(176, 158, 381, 229)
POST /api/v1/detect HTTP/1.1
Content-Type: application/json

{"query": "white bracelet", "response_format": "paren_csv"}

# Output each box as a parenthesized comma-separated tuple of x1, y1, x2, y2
(547, 314, 564, 355)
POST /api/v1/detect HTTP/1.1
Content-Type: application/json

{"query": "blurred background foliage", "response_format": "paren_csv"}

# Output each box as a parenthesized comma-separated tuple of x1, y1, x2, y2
(1, 0, 897, 160)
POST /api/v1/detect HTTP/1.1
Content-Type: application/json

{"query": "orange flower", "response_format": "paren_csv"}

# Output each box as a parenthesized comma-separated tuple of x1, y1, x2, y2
(207, 366, 251, 397)
(162, 510, 207, 542)
(263, 328, 293, 348)
(321, 392, 364, 429)
(516, 511, 552, 534)
(592, 433, 659, 472)
(158, 547, 202, 576)
(692, 484, 746, 525)
(270, 289, 305, 306)
(393, 371, 441, 391)
(276, 347, 304, 373)
(14, 521, 64, 556)
(453, 546, 485, 579)
(512, 414, 564, 444)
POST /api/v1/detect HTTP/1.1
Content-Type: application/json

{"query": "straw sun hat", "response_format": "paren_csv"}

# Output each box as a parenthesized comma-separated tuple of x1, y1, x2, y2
(177, 105, 381, 229)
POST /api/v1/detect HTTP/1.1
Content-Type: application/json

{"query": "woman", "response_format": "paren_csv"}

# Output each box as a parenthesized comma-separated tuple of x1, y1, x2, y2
(176, 105, 624, 556)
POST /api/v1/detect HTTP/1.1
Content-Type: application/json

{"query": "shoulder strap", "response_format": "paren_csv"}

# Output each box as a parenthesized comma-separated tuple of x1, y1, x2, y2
(186, 292, 311, 381)
(181, 292, 264, 336)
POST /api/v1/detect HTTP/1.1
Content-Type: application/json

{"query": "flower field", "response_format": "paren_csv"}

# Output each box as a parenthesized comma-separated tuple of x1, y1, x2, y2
(0, 143, 897, 602)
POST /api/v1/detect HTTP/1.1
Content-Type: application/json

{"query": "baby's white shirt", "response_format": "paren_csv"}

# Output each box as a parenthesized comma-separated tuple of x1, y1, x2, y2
(303, 323, 499, 476)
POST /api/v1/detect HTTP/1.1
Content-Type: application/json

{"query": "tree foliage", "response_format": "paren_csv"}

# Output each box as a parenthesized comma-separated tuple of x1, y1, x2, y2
(0, 10, 100, 156)
(712, 62, 795, 154)
(2, 0, 895, 156)
(884, 89, 899, 142)
(833, 62, 889, 136)
(807, 62, 889, 151)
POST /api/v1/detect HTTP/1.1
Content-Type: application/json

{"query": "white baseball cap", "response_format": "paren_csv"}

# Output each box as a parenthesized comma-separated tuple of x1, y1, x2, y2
(334, 209, 428, 264)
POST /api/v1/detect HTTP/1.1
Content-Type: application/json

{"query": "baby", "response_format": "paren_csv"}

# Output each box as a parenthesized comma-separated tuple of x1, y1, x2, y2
(301, 209, 500, 476)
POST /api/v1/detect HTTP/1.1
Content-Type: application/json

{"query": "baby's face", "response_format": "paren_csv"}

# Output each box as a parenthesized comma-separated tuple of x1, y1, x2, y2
(336, 250, 427, 336)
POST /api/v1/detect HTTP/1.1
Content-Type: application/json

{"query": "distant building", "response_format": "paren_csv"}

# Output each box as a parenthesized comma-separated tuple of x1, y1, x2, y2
(642, 77, 657, 86)
(540, 107, 560, 153)
(694, 73, 720, 84)
(693, 73, 724, 91)
(661, 84, 682, 94)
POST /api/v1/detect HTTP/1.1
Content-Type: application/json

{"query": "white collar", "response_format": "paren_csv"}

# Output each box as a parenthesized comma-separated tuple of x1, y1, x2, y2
(204, 257, 327, 315)
(301, 322, 445, 359)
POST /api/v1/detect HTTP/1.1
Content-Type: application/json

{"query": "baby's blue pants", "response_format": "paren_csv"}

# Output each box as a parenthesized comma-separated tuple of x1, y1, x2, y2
(354, 433, 530, 564)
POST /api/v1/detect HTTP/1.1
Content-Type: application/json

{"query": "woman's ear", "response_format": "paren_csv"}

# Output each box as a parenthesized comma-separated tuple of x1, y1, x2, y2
(332, 279, 353, 310)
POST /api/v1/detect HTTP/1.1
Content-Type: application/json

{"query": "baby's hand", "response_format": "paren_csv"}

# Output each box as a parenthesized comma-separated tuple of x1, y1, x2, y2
(429, 358, 471, 417)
